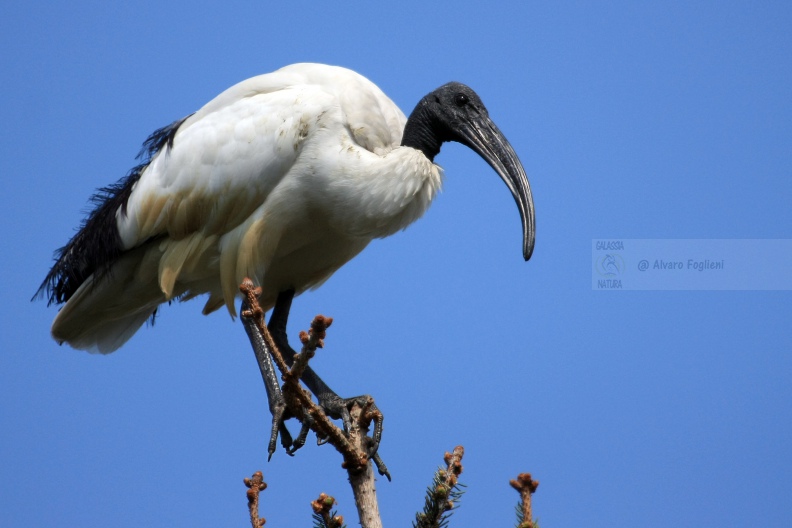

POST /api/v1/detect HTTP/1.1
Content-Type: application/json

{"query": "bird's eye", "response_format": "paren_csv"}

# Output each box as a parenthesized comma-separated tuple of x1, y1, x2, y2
(453, 93, 469, 107)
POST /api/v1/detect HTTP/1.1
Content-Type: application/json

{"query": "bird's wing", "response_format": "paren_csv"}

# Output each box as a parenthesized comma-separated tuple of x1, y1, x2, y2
(116, 64, 410, 312)
(44, 64, 409, 353)
(120, 84, 316, 248)
(120, 64, 406, 249)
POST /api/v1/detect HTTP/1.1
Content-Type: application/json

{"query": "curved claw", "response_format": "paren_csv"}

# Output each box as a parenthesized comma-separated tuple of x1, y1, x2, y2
(360, 398, 383, 458)
(371, 451, 391, 482)
(267, 402, 291, 460)
(286, 418, 312, 455)
(316, 393, 384, 458)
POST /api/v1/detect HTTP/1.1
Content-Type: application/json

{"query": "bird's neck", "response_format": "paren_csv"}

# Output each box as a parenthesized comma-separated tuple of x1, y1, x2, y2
(401, 99, 443, 161)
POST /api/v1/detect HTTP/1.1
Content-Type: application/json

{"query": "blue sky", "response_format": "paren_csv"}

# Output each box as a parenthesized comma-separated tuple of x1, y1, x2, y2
(2, 1, 791, 526)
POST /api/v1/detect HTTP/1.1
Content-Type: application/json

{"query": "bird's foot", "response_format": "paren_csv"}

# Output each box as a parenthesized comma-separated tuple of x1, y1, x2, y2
(284, 414, 312, 456)
(316, 393, 384, 458)
(264, 396, 297, 460)
(267, 391, 388, 479)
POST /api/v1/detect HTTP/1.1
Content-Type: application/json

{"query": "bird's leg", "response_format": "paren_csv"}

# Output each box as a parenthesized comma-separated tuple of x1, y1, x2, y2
(240, 298, 294, 460)
(268, 289, 384, 456)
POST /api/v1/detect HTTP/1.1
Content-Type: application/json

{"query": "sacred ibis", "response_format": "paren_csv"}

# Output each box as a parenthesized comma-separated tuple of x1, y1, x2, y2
(37, 63, 535, 451)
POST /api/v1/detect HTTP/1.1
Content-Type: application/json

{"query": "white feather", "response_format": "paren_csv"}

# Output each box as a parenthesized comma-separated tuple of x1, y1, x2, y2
(52, 63, 443, 352)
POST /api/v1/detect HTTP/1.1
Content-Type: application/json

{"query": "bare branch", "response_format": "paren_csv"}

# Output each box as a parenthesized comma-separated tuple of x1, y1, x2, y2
(240, 279, 289, 374)
(240, 280, 360, 465)
(346, 402, 382, 528)
(239, 279, 386, 527)
(244, 471, 268, 528)
(291, 315, 333, 380)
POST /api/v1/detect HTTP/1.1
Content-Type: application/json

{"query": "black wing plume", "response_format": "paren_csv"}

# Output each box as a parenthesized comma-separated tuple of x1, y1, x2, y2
(34, 114, 192, 305)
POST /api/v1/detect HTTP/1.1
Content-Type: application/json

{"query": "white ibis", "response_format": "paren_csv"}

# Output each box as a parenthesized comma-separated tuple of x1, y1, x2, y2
(37, 63, 535, 455)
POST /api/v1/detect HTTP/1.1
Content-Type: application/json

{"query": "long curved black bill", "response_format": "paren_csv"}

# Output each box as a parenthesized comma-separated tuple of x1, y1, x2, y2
(459, 117, 535, 261)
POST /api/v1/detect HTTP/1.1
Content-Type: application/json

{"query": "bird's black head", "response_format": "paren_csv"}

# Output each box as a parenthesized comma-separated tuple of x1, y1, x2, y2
(402, 83, 487, 160)
(402, 82, 536, 260)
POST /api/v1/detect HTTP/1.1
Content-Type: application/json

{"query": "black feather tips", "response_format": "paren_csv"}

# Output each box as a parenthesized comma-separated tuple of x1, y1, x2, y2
(34, 114, 192, 306)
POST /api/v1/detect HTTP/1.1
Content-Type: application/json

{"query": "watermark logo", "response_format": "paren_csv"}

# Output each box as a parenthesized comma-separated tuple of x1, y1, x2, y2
(596, 253, 624, 277)
(592, 239, 792, 290)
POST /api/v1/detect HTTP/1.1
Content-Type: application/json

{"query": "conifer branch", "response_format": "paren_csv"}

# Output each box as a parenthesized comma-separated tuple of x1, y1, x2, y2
(311, 493, 346, 528)
(413, 446, 466, 528)
(510, 472, 539, 528)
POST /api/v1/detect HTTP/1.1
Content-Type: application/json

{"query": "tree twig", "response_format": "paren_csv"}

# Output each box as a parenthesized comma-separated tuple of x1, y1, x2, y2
(346, 402, 382, 528)
(413, 446, 465, 528)
(240, 279, 289, 373)
(239, 279, 386, 527)
(240, 280, 362, 467)
(509, 472, 539, 528)
(244, 471, 267, 528)
(311, 493, 346, 528)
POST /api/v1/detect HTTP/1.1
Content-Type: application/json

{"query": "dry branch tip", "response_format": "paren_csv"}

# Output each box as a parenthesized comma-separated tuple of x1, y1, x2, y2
(311, 493, 346, 528)
(244, 471, 267, 528)
(510, 472, 539, 528)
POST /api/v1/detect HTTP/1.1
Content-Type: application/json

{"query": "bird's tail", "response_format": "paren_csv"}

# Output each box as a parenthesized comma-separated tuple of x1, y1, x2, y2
(50, 245, 165, 354)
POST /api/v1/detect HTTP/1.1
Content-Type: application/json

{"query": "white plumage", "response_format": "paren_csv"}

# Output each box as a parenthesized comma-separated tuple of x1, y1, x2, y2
(50, 64, 443, 353)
